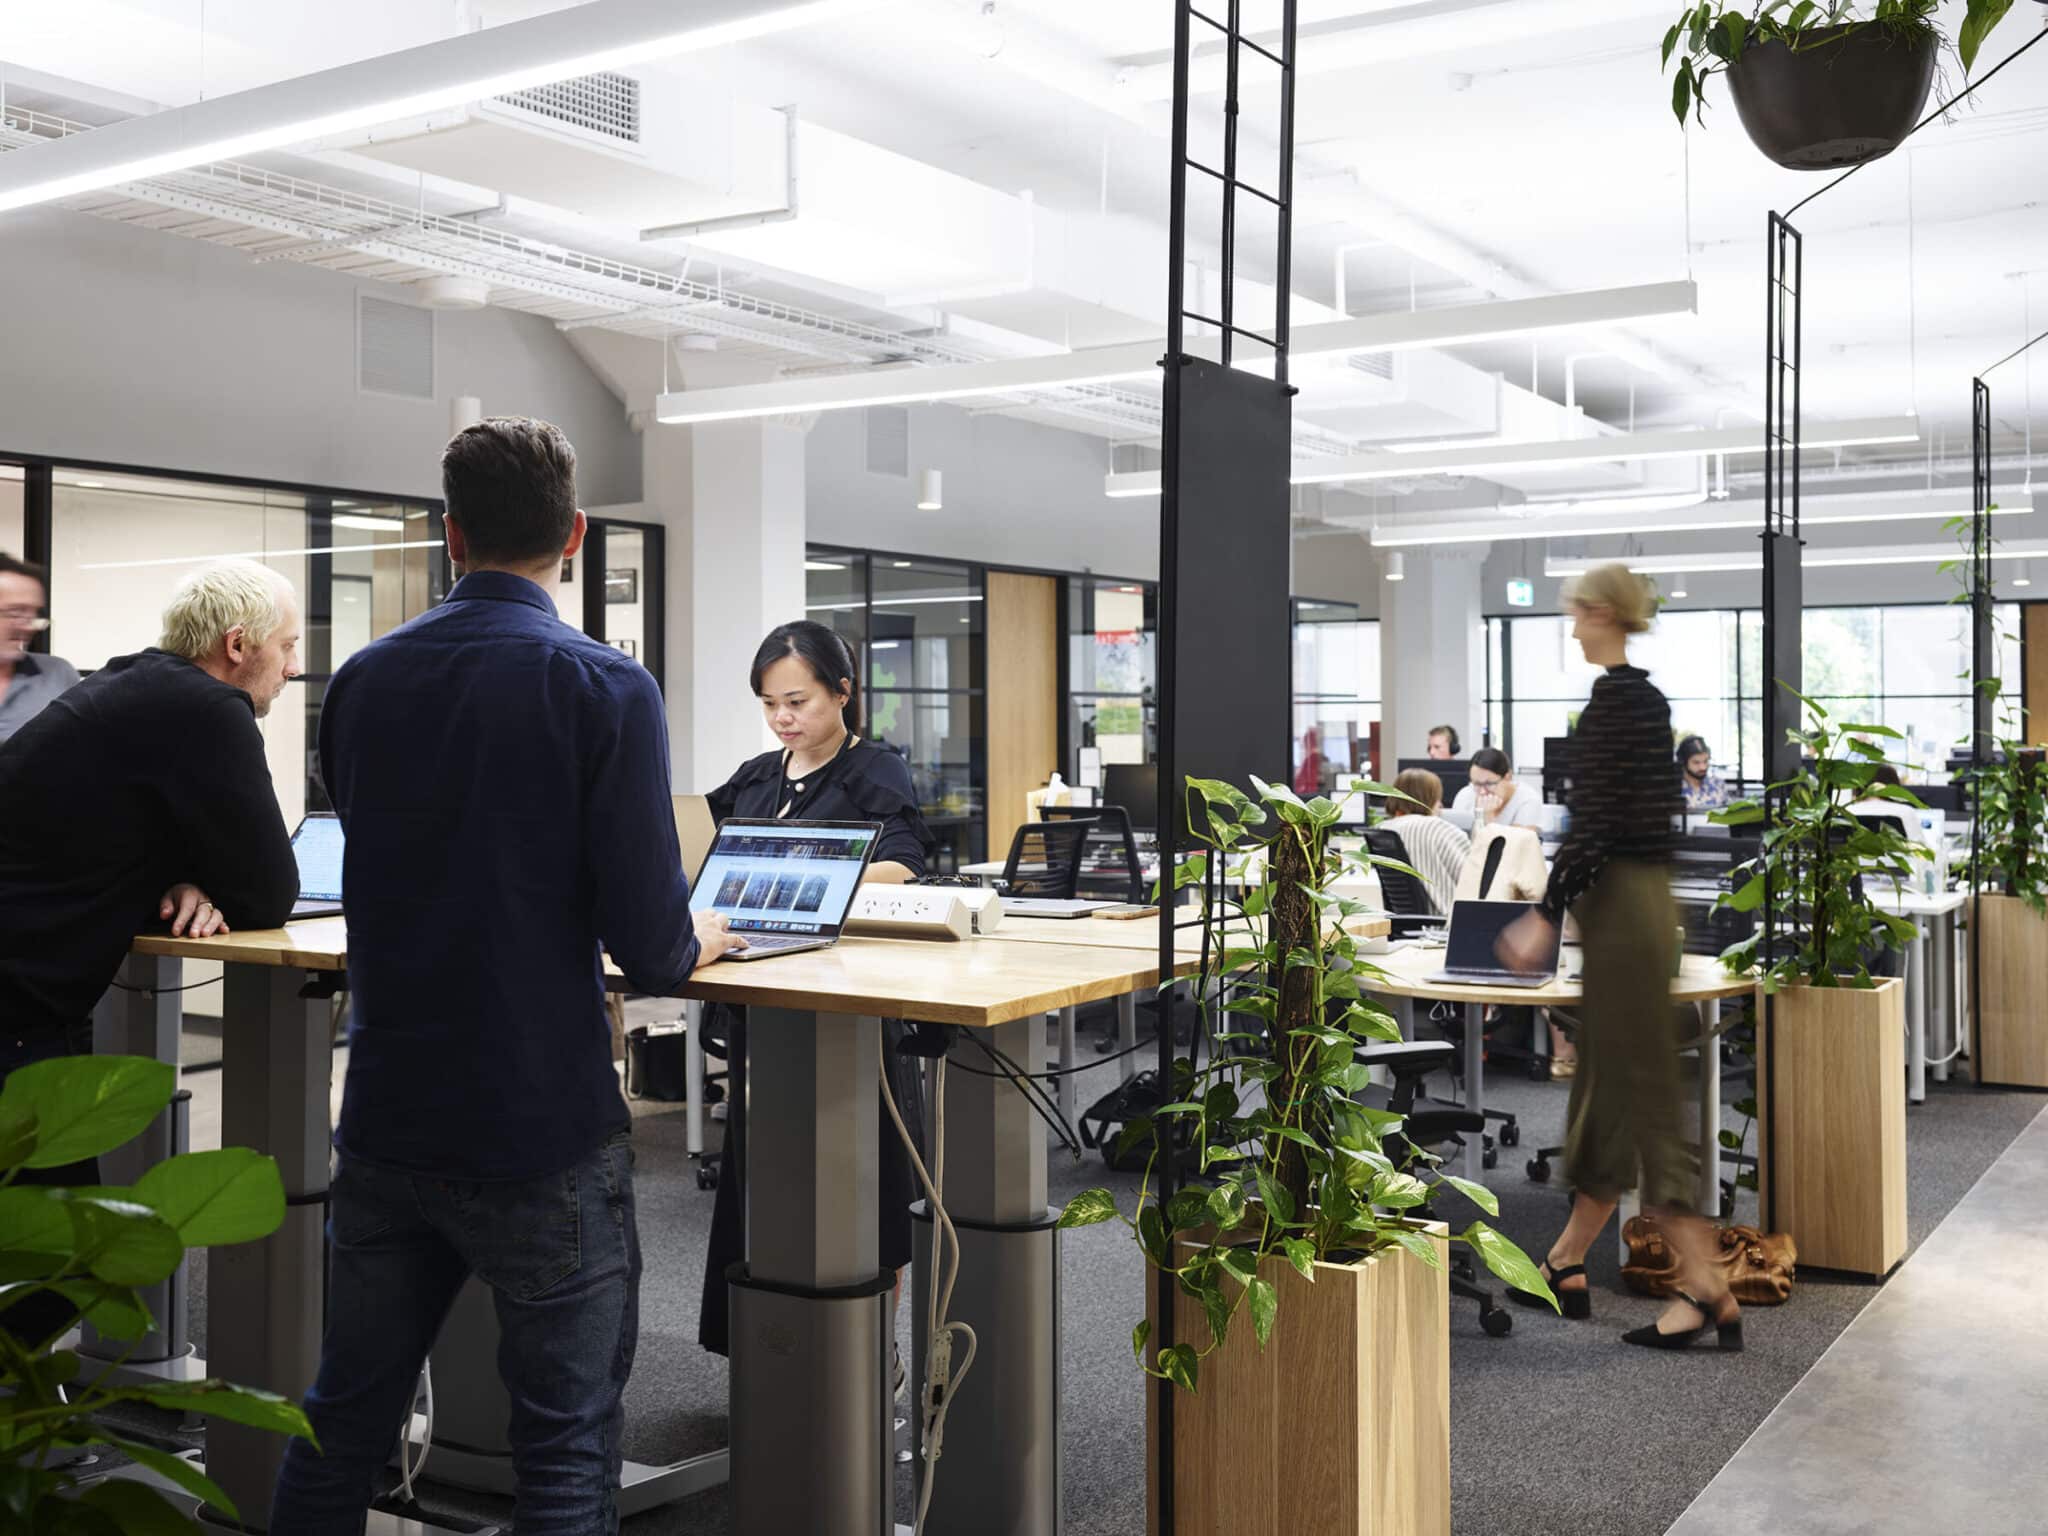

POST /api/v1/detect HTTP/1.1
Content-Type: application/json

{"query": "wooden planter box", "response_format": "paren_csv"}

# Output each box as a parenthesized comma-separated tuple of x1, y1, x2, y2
(1974, 894, 2048, 1090)
(1146, 1231, 1449, 1536)
(1758, 978, 1907, 1278)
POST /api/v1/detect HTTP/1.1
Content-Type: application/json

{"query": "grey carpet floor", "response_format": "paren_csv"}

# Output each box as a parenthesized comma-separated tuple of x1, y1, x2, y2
(167, 1016, 2046, 1536)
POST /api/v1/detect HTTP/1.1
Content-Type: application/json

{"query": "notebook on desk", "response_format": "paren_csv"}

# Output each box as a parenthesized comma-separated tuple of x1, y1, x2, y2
(286, 813, 345, 920)
(1423, 899, 1559, 988)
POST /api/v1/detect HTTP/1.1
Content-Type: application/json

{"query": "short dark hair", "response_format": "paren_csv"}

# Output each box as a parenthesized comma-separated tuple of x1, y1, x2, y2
(1428, 724, 1460, 755)
(0, 552, 47, 588)
(1870, 763, 1902, 788)
(1469, 746, 1513, 778)
(441, 417, 578, 566)
(751, 621, 863, 734)
(1676, 735, 1711, 764)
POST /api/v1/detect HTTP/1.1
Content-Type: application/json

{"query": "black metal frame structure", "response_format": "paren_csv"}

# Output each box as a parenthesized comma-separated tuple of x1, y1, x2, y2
(1758, 211, 1804, 1233)
(1968, 377, 1994, 1066)
(1154, 2, 1299, 1527)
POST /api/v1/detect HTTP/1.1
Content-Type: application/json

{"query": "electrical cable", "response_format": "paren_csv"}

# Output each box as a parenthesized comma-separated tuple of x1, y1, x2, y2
(960, 1032, 1085, 1154)
(879, 1040, 977, 1536)
(109, 976, 221, 995)
(945, 1030, 1157, 1080)
(395, 1359, 433, 1504)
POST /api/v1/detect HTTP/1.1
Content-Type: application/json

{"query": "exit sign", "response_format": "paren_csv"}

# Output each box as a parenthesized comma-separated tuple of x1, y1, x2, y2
(1506, 578, 1535, 608)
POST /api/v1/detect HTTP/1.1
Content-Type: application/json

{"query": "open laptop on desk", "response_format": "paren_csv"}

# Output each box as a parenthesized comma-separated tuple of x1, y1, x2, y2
(688, 817, 880, 959)
(1424, 899, 1560, 988)
(286, 812, 345, 920)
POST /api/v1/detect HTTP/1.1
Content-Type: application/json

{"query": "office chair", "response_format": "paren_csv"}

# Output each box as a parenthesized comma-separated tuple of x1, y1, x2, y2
(1362, 828, 1444, 938)
(1354, 1038, 1514, 1337)
(1043, 804, 1146, 903)
(1000, 816, 1100, 899)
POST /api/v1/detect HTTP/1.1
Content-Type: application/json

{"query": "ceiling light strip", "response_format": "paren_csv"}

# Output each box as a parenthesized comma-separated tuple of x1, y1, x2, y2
(1542, 539, 2048, 578)
(81, 539, 446, 570)
(1369, 500, 2027, 547)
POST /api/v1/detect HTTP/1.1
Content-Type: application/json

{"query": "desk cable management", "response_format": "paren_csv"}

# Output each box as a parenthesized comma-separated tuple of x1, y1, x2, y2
(879, 1037, 978, 1536)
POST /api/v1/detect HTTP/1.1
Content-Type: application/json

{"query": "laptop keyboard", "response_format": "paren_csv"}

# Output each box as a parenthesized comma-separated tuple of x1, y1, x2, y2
(737, 934, 822, 953)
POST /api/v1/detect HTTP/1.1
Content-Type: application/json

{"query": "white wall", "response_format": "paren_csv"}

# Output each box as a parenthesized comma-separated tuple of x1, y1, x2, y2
(0, 206, 640, 506)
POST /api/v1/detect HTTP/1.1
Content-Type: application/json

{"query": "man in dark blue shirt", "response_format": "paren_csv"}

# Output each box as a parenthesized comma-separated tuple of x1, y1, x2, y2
(271, 417, 737, 1536)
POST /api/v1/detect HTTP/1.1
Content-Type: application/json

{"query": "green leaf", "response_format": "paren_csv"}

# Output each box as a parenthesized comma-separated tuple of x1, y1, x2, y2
(1959, 0, 2014, 71)
(0, 1056, 172, 1169)
(1371, 1171, 1430, 1211)
(1718, 1128, 1743, 1150)
(1132, 1317, 1152, 1365)
(1217, 1243, 1259, 1284)
(1662, 20, 1683, 64)
(1672, 62, 1694, 127)
(101, 1435, 240, 1521)
(1281, 1236, 1317, 1281)
(79, 1480, 202, 1535)
(1722, 873, 1766, 913)
(1200, 1278, 1233, 1349)
(1439, 1174, 1499, 1217)
(1462, 1221, 1556, 1310)
(60, 1196, 184, 1287)
(135, 1381, 315, 1442)
(0, 1185, 75, 1261)
(1247, 1276, 1279, 1348)
(51, 1279, 155, 1341)
(1113, 1116, 1155, 1162)
(1157, 1342, 1199, 1392)
(1252, 1168, 1296, 1224)
(0, 1105, 37, 1173)
(1138, 1205, 1170, 1266)
(1206, 1181, 1248, 1230)
(1056, 1188, 1120, 1229)
(132, 1148, 285, 1247)
(1383, 1225, 1445, 1272)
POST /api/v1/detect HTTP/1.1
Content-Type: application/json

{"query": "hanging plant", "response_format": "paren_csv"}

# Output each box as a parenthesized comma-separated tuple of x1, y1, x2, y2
(1661, 0, 2016, 168)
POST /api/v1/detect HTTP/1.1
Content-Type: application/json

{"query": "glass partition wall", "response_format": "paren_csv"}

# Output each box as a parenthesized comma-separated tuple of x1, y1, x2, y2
(1292, 600, 1381, 788)
(1067, 576, 1156, 778)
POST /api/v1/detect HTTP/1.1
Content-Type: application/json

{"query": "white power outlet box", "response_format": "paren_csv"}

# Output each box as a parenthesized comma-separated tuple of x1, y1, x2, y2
(956, 888, 1004, 934)
(846, 886, 972, 941)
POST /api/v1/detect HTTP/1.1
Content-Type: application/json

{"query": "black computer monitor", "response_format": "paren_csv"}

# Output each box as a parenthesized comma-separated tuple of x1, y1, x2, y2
(1101, 762, 1160, 833)
(1915, 782, 1966, 814)
(1397, 757, 1470, 803)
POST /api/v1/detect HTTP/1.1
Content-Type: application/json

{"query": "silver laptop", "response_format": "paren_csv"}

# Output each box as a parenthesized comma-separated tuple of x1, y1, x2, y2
(689, 817, 881, 960)
(1003, 897, 1116, 920)
(1423, 898, 1560, 988)
(287, 813, 345, 920)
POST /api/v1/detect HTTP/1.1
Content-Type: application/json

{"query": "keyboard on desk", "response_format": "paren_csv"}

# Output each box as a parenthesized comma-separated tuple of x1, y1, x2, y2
(725, 933, 832, 961)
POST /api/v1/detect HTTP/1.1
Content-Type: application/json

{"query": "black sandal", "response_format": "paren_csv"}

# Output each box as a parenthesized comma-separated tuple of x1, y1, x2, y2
(1508, 1260, 1591, 1320)
(1621, 1290, 1743, 1352)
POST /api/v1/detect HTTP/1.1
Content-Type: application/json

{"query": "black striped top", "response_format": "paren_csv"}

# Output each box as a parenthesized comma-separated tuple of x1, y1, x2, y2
(1540, 665, 1679, 922)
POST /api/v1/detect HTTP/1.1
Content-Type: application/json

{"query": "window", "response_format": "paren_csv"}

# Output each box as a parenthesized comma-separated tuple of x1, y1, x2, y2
(807, 547, 985, 870)
(1068, 576, 1155, 779)
(1292, 600, 1379, 788)
(0, 466, 22, 555)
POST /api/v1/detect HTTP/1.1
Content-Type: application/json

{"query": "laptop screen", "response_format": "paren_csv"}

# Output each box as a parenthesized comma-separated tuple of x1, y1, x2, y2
(688, 819, 880, 936)
(292, 814, 346, 901)
(1445, 899, 1553, 972)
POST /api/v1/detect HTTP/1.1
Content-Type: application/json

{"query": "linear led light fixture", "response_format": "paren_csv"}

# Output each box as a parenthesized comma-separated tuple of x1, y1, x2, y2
(655, 281, 1698, 426)
(1103, 414, 1921, 497)
(1543, 539, 2048, 578)
(0, 0, 876, 215)
(1369, 498, 2028, 548)
(81, 540, 445, 570)
(806, 595, 985, 611)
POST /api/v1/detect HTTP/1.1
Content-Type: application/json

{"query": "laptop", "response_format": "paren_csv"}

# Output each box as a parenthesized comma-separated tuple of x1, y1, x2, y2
(1423, 898, 1560, 988)
(672, 794, 718, 883)
(288, 812, 346, 920)
(688, 817, 881, 960)
(1003, 897, 1117, 919)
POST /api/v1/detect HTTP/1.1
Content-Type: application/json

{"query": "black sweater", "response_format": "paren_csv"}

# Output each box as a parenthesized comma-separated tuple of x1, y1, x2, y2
(0, 650, 298, 1035)
(1540, 664, 1679, 922)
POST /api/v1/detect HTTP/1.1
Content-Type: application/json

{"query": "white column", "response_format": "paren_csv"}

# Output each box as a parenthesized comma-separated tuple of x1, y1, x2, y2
(640, 416, 808, 791)
(1378, 545, 1490, 772)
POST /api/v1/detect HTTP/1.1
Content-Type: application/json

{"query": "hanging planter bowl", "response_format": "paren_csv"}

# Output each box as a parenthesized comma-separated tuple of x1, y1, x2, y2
(1725, 22, 1938, 169)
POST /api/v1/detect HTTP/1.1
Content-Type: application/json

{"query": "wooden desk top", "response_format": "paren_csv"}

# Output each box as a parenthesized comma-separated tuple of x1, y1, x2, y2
(979, 911, 1392, 953)
(131, 922, 1191, 1030)
(1362, 942, 1754, 1008)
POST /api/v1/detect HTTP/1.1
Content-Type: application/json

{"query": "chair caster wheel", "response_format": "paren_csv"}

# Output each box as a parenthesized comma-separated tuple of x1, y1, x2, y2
(1526, 1157, 1551, 1183)
(696, 1166, 719, 1191)
(1500, 1123, 1520, 1148)
(1528, 1058, 1549, 1082)
(1481, 1307, 1513, 1338)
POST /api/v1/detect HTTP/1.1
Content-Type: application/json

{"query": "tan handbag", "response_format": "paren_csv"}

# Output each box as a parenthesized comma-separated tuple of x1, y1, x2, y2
(1621, 1215, 1798, 1305)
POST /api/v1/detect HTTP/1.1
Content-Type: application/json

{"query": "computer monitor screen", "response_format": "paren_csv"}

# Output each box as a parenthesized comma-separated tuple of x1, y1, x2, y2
(291, 814, 345, 901)
(1101, 763, 1160, 832)
(1397, 757, 1470, 803)
(688, 819, 879, 937)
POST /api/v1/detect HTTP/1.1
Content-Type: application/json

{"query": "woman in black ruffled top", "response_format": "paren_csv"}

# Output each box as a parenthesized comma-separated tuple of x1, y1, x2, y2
(696, 621, 934, 1360)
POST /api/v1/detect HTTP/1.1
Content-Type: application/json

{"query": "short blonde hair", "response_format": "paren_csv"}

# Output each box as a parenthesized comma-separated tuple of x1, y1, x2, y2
(158, 559, 297, 661)
(1392, 767, 1444, 813)
(1560, 563, 1657, 635)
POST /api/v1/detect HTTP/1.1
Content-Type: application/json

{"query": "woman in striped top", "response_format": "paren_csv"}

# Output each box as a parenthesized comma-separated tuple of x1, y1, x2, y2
(1497, 565, 1741, 1354)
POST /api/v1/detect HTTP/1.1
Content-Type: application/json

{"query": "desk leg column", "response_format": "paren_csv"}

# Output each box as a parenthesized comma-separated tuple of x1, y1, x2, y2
(915, 1016, 1059, 1536)
(730, 1008, 890, 1536)
(209, 964, 331, 1529)
(1908, 923, 1928, 1106)
(1117, 993, 1138, 1083)
(1696, 1001, 1721, 1218)
(1463, 1002, 1484, 1184)
(1932, 910, 1956, 1084)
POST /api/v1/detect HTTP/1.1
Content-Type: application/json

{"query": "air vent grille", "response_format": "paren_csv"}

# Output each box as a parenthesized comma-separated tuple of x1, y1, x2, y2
(865, 406, 910, 478)
(495, 71, 641, 143)
(358, 296, 435, 400)
(1347, 351, 1395, 381)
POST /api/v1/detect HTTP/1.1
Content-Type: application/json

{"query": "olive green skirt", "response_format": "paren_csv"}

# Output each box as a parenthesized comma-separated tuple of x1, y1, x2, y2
(1561, 859, 1696, 1210)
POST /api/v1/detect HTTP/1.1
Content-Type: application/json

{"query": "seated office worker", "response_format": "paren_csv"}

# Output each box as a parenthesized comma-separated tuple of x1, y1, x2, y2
(0, 559, 300, 1343)
(697, 620, 935, 1361)
(270, 419, 739, 1536)
(1426, 723, 1460, 761)
(1453, 746, 1545, 829)
(0, 552, 80, 745)
(1382, 768, 1471, 914)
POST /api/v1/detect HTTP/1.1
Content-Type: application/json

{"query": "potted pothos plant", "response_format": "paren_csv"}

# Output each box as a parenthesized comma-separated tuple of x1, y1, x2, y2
(1661, 0, 2018, 168)
(1057, 775, 1551, 1536)
(1711, 691, 1925, 1275)
(0, 1054, 316, 1532)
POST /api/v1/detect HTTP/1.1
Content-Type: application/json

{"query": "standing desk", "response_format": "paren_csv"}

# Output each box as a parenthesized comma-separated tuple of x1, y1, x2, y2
(127, 922, 1191, 1536)
(1359, 945, 1756, 1204)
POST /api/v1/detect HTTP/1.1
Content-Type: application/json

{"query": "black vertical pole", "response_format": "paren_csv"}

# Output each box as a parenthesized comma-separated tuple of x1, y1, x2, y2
(1969, 377, 1992, 1069)
(22, 465, 52, 656)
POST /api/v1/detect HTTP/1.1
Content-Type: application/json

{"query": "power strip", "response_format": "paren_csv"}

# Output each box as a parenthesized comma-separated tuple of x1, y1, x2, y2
(955, 888, 1004, 934)
(847, 886, 972, 941)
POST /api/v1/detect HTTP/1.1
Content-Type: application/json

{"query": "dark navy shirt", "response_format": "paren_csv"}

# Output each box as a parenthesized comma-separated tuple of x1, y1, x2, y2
(320, 571, 698, 1180)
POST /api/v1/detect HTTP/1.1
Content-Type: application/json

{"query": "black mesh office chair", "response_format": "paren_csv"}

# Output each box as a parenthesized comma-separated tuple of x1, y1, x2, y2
(1043, 804, 1146, 903)
(1362, 827, 1443, 938)
(1000, 817, 1100, 899)
(1355, 1038, 1514, 1337)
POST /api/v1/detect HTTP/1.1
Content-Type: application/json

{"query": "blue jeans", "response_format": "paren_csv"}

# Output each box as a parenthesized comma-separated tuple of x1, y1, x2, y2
(269, 1131, 640, 1536)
